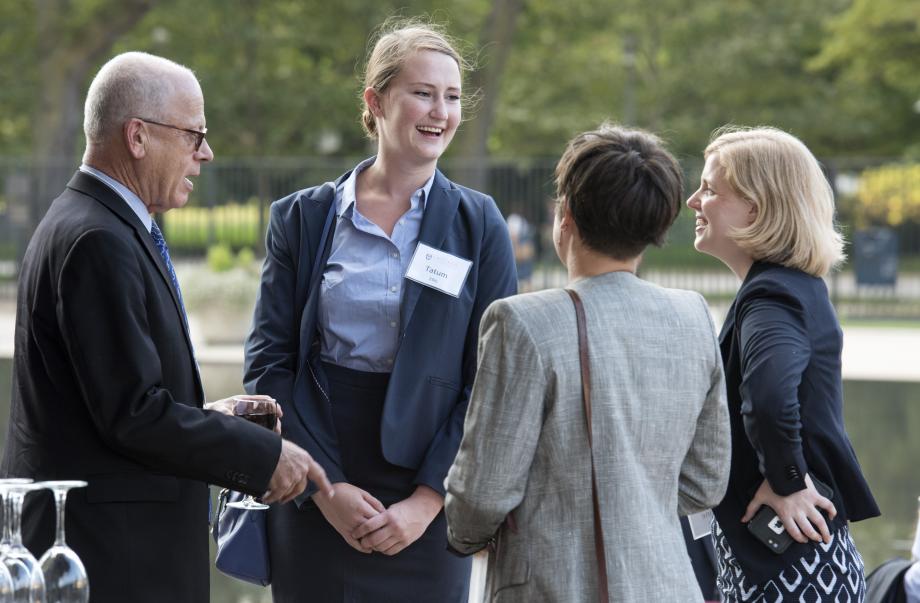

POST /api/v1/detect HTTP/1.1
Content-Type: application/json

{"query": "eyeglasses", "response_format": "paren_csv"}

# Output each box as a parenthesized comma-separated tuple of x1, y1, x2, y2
(134, 117, 207, 151)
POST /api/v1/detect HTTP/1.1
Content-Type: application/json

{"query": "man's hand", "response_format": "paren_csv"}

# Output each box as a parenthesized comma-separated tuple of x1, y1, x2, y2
(262, 439, 333, 504)
(352, 485, 443, 556)
(205, 395, 283, 434)
(741, 474, 837, 544)
(313, 483, 386, 553)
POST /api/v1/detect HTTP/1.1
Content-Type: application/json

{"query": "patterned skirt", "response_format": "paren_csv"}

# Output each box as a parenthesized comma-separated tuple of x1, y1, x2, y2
(712, 520, 866, 602)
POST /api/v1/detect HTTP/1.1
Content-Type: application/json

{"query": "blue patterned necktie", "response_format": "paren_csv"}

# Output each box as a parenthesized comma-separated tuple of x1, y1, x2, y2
(151, 220, 208, 519)
(149, 220, 187, 319)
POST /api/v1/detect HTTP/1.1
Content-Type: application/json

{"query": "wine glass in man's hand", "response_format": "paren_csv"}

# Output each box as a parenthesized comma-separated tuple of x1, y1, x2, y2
(233, 397, 280, 431)
(226, 397, 282, 511)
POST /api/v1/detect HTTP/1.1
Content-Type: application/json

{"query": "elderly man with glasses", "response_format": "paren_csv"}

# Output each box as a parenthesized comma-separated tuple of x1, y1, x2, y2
(2, 51, 332, 603)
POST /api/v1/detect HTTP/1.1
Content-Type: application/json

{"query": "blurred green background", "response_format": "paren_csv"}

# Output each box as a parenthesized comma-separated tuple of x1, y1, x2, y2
(2, 0, 918, 160)
(2, 0, 920, 302)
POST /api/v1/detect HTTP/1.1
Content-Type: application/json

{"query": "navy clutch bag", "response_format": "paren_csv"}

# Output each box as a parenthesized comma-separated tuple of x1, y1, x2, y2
(211, 488, 271, 586)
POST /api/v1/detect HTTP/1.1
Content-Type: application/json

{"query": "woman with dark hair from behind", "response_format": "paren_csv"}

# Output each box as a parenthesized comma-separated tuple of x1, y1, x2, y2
(445, 124, 731, 601)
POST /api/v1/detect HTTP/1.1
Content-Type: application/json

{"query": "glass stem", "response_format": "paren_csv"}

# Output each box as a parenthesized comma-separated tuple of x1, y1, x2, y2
(1, 494, 10, 546)
(54, 489, 68, 547)
(8, 492, 23, 548)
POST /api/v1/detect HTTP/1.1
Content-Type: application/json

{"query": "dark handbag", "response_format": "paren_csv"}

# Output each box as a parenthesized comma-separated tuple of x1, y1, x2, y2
(211, 488, 271, 586)
(565, 288, 610, 603)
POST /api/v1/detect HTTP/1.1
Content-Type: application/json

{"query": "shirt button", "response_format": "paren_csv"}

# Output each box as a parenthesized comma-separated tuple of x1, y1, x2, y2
(390, 321, 397, 328)
(390, 286, 397, 292)
(399, 220, 405, 225)
(391, 252, 398, 258)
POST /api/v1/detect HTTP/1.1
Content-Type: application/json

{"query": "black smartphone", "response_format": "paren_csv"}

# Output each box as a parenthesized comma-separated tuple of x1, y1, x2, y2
(746, 477, 834, 554)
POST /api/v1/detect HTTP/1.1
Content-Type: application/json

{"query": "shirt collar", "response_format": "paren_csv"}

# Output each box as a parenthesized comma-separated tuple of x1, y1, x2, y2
(337, 156, 436, 218)
(79, 164, 153, 232)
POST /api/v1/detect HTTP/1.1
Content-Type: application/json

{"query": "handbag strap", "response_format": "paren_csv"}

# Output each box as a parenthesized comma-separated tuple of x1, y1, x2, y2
(565, 288, 610, 603)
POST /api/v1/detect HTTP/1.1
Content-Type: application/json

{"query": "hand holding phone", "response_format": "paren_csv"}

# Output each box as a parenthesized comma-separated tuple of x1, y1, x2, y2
(745, 476, 835, 554)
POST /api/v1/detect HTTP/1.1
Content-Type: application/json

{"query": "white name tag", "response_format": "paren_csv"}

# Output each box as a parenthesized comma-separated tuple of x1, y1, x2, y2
(405, 243, 473, 298)
(687, 510, 713, 540)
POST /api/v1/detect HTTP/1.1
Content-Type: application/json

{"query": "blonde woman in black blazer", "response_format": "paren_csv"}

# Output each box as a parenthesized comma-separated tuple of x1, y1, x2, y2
(686, 126, 879, 602)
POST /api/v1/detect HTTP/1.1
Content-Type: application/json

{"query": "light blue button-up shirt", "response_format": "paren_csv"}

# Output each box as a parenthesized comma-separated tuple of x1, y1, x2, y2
(318, 157, 434, 373)
(79, 164, 152, 232)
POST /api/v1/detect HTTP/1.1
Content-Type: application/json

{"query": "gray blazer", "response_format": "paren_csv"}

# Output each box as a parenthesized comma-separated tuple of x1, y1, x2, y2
(445, 272, 731, 602)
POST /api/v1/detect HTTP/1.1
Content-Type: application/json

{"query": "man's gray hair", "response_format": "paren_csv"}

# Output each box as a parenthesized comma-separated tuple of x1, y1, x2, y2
(84, 52, 196, 144)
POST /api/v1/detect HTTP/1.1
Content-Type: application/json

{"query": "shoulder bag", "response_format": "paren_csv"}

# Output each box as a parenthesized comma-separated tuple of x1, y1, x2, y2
(565, 288, 610, 603)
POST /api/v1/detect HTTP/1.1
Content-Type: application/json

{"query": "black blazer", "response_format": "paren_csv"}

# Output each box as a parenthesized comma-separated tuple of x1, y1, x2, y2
(244, 168, 517, 501)
(714, 261, 879, 584)
(2, 171, 281, 603)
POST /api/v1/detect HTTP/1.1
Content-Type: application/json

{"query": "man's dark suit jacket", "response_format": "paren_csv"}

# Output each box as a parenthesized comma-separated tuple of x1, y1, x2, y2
(244, 168, 517, 501)
(2, 171, 281, 603)
(714, 260, 880, 584)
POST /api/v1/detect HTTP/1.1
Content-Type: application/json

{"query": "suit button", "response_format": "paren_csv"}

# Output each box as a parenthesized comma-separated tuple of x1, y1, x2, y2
(785, 466, 801, 481)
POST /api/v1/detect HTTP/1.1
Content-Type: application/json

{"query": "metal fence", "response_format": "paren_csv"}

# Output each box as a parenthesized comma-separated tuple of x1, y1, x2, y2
(2, 156, 920, 318)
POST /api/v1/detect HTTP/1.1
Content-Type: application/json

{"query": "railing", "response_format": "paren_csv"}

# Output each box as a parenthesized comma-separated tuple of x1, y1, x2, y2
(2, 156, 919, 318)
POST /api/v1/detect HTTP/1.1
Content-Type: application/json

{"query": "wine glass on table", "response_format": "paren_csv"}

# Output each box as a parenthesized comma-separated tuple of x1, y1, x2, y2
(0, 479, 30, 603)
(2, 482, 45, 603)
(0, 479, 33, 557)
(34, 481, 88, 603)
(226, 397, 279, 511)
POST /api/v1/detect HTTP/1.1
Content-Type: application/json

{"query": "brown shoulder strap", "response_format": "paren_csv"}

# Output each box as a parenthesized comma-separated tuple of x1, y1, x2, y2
(565, 288, 609, 603)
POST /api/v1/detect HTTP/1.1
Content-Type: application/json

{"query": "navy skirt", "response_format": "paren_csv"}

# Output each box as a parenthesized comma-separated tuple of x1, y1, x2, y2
(267, 362, 471, 603)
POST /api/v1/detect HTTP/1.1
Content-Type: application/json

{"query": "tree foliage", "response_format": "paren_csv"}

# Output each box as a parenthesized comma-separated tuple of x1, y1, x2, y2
(809, 0, 920, 157)
(1, 0, 918, 161)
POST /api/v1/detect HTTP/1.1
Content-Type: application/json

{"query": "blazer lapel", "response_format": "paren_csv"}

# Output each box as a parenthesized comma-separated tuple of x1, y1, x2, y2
(68, 172, 188, 330)
(719, 262, 769, 346)
(67, 171, 203, 398)
(718, 299, 736, 346)
(139, 229, 190, 333)
(399, 170, 461, 329)
(296, 178, 343, 368)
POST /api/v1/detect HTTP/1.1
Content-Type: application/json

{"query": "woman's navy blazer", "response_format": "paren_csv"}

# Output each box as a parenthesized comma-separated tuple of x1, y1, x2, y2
(714, 261, 879, 584)
(243, 169, 517, 503)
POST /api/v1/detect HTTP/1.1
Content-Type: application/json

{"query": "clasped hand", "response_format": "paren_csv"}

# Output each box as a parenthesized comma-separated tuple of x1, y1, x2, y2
(314, 484, 442, 555)
(742, 474, 837, 544)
